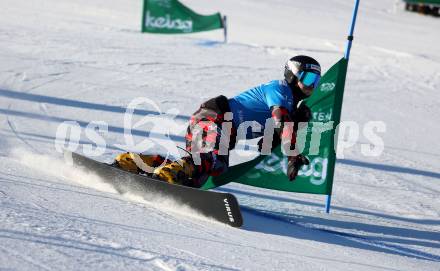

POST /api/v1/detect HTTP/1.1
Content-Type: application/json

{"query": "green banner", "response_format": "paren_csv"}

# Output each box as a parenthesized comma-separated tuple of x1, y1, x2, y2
(403, 0, 440, 5)
(202, 58, 348, 195)
(142, 0, 223, 34)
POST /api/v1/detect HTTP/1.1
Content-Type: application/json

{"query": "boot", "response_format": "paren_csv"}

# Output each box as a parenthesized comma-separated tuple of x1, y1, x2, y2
(153, 157, 196, 186)
(113, 153, 167, 174)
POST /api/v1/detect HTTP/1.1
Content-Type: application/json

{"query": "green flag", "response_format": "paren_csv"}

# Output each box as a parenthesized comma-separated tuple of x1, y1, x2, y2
(202, 58, 348, 195)
(142, 0, 224, 34)
(403, 0, 440, 4)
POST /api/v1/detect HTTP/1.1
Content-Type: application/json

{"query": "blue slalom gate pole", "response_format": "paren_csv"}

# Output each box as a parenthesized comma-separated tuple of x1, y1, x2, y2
(325, 194, 332, 213)
(344, 0, 361, 60)
(326, 0, 360, 214)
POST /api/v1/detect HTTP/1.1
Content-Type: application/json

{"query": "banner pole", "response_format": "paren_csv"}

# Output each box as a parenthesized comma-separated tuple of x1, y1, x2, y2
(223, 16, 228, 43)
(326, 0, 360, 214)
(344, 0, 360, 60)
(325, 195, 332, 213)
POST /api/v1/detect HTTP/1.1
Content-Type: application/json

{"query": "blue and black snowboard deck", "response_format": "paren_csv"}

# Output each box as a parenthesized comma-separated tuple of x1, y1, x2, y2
(63, 151, 243, 227)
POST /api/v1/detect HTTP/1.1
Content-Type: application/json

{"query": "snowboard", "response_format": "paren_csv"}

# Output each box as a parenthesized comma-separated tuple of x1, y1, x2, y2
(63, 151, 243, 227)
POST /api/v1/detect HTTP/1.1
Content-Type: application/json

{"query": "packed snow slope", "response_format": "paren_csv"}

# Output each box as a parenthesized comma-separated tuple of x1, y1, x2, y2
(1, 0, 440, 270)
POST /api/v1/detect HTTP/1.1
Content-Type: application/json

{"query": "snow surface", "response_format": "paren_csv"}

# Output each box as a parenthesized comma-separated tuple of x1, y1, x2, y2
(1, 0, 440, 270)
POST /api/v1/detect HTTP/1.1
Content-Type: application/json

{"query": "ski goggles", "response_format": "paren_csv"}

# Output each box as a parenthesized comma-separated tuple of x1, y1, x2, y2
(297, 71, 321, 89)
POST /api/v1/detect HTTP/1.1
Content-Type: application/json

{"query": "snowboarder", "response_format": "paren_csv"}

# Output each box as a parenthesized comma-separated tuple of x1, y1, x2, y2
(114, 55, 321, 188)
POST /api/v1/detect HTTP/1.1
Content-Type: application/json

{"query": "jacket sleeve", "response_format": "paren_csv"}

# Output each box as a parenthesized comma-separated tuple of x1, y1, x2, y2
(270, 105, 296, 154)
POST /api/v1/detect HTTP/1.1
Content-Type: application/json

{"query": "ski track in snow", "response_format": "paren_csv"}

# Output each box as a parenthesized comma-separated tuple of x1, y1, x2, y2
(1, 0, 440, 270)
(241, 206, 440, 262)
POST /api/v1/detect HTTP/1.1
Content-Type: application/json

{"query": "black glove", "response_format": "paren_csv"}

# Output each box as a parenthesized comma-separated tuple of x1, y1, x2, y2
(291, 103, 312, 132)
(292, 102, 312, 122)
(287, 154, 310, 181)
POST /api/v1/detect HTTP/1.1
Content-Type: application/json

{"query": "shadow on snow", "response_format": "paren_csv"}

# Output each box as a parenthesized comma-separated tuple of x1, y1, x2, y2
(241, 206, 440, 262)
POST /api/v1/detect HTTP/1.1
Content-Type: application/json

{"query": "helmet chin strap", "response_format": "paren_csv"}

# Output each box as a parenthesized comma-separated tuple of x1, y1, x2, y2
(288, 80, 309, 101)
